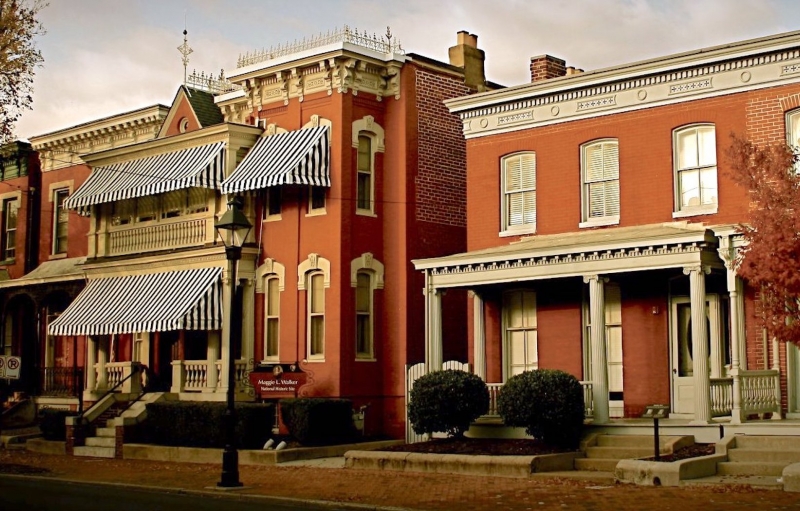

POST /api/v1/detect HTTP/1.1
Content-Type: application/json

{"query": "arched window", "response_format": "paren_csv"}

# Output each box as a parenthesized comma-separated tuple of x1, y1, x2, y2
(256, 259, 285, 362)
(298, 254, 331, 361)
(351, 252, 384, 361)
(352, 116, 385, 216)
(786, 109, 800, 173)
(673, 124, 717, 216)
(500, 152, 536, 235)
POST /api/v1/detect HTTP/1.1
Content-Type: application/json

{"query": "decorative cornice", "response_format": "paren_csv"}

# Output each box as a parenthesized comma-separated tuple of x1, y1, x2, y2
(450, 33, 800, 139)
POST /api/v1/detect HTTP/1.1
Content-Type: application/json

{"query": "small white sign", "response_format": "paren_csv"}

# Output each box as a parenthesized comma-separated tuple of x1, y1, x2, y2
(0, 356, 21, 379)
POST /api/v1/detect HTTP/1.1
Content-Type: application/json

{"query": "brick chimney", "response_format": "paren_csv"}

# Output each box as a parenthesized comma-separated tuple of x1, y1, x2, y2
(449, 31, 486, 91)
(530, 55, 566, 82)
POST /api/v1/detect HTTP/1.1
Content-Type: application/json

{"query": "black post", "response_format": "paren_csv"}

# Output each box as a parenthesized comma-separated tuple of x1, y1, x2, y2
(218, 246, 242, 488)
(653, 416, 660, 461)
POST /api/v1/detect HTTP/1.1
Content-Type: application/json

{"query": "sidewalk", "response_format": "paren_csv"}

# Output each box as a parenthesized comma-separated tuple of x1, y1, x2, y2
(1, 448, 798, 510)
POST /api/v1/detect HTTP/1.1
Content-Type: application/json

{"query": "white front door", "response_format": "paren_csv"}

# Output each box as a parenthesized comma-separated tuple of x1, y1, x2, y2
(670, 295, 730, 416)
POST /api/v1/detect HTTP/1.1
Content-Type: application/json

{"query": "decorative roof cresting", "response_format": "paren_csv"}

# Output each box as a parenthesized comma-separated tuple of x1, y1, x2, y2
(237, 26, 404, 69)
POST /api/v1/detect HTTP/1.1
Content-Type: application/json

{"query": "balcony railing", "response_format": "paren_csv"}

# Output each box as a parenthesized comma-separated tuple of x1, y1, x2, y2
(107, 218, 208, 256)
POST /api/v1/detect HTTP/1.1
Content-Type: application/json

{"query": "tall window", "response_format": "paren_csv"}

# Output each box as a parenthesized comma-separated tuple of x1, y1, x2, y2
(53, 189, 69, 254)
(308, 272, 325, 359)
(309, 186, 326, 213)
(501, 152, 536, 234)
(674, 125, 717, 214)
(787, 110, 800, 173)
(264, 187, 282, 219)
(264, 276, 280, 361)
(503, 290, 538, 377)
(357, 135, 373, 212)
(355, 272, 373, 359)
(581, 140, 619, 225)
(2, 198, 18, 260)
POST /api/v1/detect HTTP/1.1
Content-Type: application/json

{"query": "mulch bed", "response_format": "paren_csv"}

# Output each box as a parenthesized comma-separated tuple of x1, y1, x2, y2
(641, 443, 716, 462)
(381, 437, 574, 456)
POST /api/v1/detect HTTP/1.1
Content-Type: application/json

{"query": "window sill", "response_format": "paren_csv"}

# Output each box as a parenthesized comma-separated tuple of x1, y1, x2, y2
(305, 357, 325, 363)
(356, 209, 377, 218)
(305, 209, 327, 217)
(355, 357, 376, 362)
(579, 216, 620, 229)
(49, 253, 67, 260)
(262, 214, 282, 223)
(672, 206, 717, 219)
(260, 358, 279, 364)
(500, 227, 535, 238)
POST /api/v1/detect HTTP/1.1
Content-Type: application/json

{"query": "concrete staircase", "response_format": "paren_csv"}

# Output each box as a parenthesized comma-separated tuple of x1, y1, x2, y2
(575, 434, 692, 472)
(717, 435, 800, 477)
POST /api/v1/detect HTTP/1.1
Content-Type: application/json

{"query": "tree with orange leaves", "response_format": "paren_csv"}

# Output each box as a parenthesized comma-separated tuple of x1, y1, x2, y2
(727, 134, 800, 344)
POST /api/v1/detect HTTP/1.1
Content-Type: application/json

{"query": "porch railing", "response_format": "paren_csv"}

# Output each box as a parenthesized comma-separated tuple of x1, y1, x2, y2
(92, 361, 142, 394)
(579, 381, 594, 419)
(171, 359, 248, 393)
(482, 381, 595, 420)
(741, 369, 780, 415)
(40, 367, 84, 397)
(710, 378, 733, 417)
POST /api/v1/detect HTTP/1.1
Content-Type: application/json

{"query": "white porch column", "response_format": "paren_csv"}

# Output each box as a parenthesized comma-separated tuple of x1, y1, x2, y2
(471, 291, 486, 380)
(584, 274, 609, 424)
(424, 271, 443, 373)
(220, 271, 233, 392)
(772, 336, 783, 420)
(206, 330, 220, 392)
(85, 336, 97, 394)
(241, 277, 255, 370)
(96, 337, 109, 390)
(685, 265, 712, 424)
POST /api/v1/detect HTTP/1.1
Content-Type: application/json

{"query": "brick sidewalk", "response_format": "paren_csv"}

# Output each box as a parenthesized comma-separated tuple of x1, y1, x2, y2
(1, 450, 799, 510)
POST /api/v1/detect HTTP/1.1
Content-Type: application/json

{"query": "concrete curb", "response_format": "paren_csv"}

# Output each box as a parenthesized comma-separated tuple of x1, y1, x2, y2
(122, 439, 402, 465)
(615, 453, 727, 486)
(344, 450, 583, 478)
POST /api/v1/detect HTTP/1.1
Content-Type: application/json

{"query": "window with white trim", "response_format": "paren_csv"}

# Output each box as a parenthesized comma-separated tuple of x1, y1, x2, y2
(2, 198, 18, 260)
(264, 276, 280, 361)
(111, 189, 208, 226)
(53, 188, 69, 254)
(309, 186, 326, 214)
(503, 290, 538, 378)
(674, 125, 718, 214)
(355, 272, 372, 359)
(356, 135, 373, 213)
(786, 109, 800, 173)
(501, 153, 536, 234)
(581, 140, 619, 226)
(308, 271, 325, 359)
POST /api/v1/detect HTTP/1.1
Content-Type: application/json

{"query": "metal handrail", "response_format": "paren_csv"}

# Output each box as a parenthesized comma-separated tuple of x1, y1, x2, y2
(81, 363, 142, 427)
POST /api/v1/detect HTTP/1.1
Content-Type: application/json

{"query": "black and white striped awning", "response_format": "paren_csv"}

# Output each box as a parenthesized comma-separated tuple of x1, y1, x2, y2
(220, 126, 330, 193)
(48, 267, 222, 336)
(64, 142, 226, 210)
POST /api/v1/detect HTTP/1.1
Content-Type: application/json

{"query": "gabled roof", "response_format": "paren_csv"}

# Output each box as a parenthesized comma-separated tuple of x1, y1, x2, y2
(184, 86, 224, 128)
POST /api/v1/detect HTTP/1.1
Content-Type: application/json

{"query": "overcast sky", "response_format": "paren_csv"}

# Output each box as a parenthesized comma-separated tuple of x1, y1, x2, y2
(14, 0, 800, 139)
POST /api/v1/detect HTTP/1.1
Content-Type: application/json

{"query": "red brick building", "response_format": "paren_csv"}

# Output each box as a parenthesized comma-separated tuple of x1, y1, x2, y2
(2, 29, 491, 440)
(415, 31, 800, 429)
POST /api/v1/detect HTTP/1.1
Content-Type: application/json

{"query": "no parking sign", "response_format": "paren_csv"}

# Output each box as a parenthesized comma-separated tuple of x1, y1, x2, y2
(0, 356, 21, 379)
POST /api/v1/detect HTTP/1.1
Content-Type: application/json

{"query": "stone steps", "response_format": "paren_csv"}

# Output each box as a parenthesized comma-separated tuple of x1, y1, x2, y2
(596, 435, 677, 448)
(576, 435, 690, 472)
(716, 461, 787, 477)
(73, 445, 115, 459)
(85, 436, 115, 448)
(574, 457, 620, 472)
(727, 448, 800, 464)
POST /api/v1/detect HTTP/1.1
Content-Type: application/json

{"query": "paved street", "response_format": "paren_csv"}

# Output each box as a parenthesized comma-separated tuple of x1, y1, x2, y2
(2, 450, 800, 510)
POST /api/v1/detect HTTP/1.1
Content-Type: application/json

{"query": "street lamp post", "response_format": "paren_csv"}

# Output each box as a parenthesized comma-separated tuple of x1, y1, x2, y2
(214, 196, 252, 489)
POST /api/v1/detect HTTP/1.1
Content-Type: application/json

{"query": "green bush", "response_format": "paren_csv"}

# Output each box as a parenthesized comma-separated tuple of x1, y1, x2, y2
(408, 369, 489, 438)
(39, 408, 77, 441)
(497, 369, 584, 449)
(139, 401, 274, 449)
(280, 398, 356, 446)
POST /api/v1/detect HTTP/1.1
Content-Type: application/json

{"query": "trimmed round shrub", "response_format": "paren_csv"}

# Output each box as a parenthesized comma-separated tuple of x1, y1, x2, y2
(408, 369, 489, 438)
(497, 369, 584, 449)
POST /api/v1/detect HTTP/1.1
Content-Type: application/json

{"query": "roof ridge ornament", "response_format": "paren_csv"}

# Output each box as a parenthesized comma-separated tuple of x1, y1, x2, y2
(178, 27, 193, 86)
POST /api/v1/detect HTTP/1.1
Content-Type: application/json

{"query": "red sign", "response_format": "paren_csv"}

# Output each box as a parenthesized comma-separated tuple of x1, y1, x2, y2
(249, 364, 308, 399)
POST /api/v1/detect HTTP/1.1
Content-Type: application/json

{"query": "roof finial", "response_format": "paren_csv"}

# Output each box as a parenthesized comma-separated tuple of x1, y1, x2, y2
(177, 15, 193, 86)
